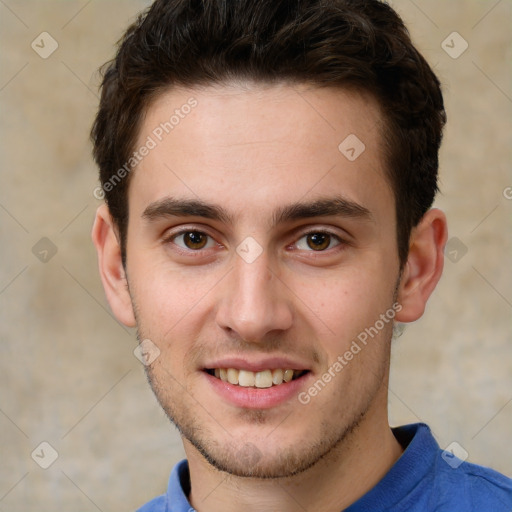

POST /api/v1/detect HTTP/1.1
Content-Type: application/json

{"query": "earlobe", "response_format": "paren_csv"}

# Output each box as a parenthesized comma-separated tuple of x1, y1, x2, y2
(91, 204, 136, 327)
(395, 208, 448, 323)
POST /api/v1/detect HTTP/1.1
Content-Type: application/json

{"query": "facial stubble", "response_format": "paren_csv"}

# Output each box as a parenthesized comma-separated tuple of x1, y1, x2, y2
(135, 322, 393, 480)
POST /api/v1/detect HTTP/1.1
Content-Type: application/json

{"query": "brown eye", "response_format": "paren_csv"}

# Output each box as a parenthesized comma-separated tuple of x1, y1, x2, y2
(295, 231, 341, 252)
(171, 231, 215, 251)
(183, 231, 207, 249)
(306, 233, 331, 251)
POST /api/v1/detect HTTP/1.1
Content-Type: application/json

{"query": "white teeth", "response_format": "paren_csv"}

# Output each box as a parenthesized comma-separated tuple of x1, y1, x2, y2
(272, 369, 284, 385)
(212, 368, 303, 388)
(283, 369, 294, 383)
(254, 370, 273, 388)
(227, 368, 239, 385)
(238, 369, 255, 387)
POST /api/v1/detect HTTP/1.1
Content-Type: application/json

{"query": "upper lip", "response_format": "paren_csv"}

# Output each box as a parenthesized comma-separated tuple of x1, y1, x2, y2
(203, 357, 311, 373)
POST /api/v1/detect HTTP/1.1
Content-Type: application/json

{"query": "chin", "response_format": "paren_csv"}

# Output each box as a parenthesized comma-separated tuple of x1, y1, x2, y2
(191, 440, 325, 479)
(179, 413, 366, 479)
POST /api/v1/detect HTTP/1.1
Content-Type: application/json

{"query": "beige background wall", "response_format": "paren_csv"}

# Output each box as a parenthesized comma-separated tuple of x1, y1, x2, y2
(0, 0, 511, 510)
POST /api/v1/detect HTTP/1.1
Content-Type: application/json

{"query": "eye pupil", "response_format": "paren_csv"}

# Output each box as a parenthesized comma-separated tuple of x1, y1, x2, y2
(307, 233, 330, 251)
(184, 231, 207, 249)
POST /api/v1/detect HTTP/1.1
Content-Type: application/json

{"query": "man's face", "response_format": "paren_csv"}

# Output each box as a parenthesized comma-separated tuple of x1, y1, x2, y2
(124, 83, 401, 477)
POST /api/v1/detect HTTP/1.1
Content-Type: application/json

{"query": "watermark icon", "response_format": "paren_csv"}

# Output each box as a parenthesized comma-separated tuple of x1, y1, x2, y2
(32, 237, 58, 263)
(31, 32, 59, 59)
(441, 32, 468, 59)
(503, 186, 512, 200)
(445, 236, 468, 264)
(134, 339, 161, 366)
(338, 134, 366, 161)
(93, 97, 198, 200)
(31, 441, 59, 469)
(236, 236, 263, 264)
(298, 302, 402, 405)
(441, 441, 468, 469)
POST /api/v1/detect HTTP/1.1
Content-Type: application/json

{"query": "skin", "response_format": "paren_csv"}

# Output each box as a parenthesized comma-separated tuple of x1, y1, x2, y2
(92, 82, 447, 511)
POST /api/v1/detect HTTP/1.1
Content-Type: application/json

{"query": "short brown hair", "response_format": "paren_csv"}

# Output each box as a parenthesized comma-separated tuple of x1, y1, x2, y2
(91, 0, 446, 267)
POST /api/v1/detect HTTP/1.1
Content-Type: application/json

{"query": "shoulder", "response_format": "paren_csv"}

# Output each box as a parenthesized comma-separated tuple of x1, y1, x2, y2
(391, 424, 512, 511)
(433, 454, 512, 510)
(460, 461, 512, 509)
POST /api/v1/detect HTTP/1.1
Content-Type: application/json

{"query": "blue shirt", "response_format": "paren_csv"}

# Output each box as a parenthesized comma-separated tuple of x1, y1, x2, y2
(137, 423, 512, 511)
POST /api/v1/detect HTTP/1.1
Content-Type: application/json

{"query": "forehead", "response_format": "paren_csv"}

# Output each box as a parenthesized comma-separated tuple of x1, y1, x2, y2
(128, 82, 393, 223)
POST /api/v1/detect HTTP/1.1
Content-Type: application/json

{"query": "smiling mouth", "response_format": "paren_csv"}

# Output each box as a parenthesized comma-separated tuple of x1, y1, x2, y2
(204, 368, 309, 388)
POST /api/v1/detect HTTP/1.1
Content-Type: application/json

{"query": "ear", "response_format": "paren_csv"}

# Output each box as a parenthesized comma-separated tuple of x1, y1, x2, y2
(91, 204, 136, 327)
(395, 208, 448, 323)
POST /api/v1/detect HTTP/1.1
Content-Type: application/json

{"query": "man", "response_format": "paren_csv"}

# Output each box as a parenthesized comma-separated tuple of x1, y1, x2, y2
(90, 0, 512, 510)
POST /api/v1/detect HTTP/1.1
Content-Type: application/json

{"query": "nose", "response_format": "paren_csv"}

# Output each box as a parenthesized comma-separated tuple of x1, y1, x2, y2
(215, 251, 293, 344)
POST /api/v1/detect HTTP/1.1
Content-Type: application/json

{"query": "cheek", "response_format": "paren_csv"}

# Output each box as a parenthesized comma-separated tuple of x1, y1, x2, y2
(305, 270, 395, 350)
(129, 262, 219, 340)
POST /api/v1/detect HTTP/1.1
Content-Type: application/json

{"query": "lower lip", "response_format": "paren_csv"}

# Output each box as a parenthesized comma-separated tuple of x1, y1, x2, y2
(203, 371, 311, 409)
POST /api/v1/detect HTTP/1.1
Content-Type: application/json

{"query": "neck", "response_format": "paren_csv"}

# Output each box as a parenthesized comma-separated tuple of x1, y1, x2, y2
(185, 402, 403, 511)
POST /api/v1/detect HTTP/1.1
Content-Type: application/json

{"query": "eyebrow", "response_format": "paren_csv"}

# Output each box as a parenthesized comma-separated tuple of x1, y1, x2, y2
(142, 197, 233, 224)
(272, 196, 372, 226)
(141, 195, 373, 228)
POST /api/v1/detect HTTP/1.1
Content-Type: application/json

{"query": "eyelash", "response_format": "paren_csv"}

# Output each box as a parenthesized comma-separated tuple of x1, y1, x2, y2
(164, 228, 345, 255)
